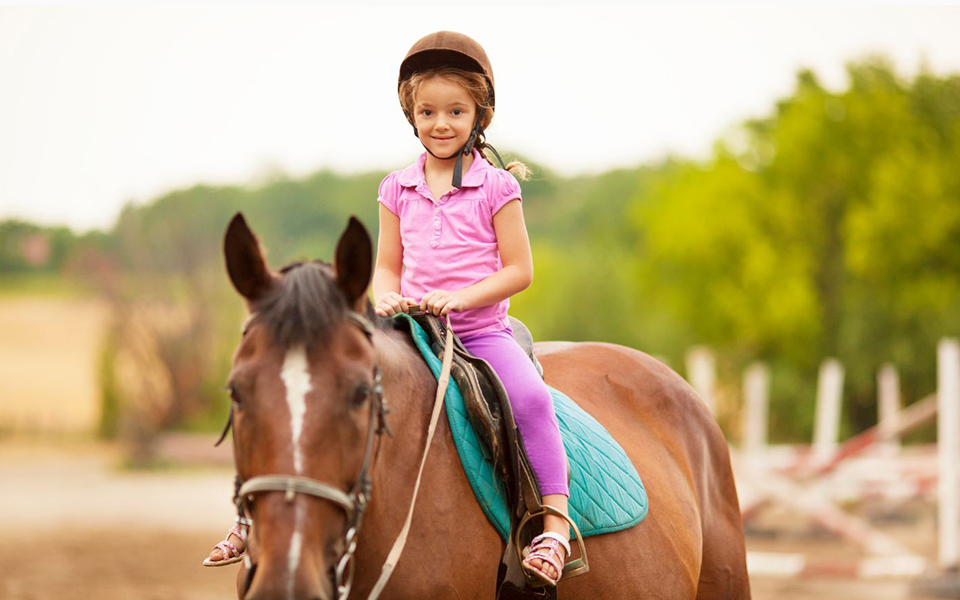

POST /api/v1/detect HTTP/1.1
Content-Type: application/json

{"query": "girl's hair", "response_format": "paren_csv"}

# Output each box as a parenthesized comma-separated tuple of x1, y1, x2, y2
(399, 66, 531, 181)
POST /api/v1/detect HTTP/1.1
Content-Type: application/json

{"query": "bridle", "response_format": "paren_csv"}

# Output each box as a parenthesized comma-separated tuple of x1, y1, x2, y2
(216, 310, 390, 600)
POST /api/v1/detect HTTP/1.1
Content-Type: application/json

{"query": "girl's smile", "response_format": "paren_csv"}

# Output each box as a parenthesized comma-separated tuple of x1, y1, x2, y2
(414, 77, 477, 159)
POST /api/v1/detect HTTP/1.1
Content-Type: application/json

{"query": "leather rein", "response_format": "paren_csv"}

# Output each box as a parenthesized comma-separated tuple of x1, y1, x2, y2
(215, 309, 454, 600)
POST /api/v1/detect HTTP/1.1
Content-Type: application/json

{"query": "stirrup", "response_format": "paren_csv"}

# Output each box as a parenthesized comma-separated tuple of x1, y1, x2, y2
(514, 505, 589, 586)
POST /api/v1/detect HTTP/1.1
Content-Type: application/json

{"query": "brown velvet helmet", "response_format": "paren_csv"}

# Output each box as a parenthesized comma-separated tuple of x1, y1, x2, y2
(398, 31, 503, 187)
(398, 31, 495, 128)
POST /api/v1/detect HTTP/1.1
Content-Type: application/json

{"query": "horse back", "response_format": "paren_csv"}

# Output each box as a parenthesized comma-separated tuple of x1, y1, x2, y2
(535, 341, 751, 599)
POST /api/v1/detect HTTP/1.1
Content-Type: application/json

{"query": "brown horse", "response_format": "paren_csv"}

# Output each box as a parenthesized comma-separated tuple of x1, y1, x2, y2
(221, 212, 751, 600)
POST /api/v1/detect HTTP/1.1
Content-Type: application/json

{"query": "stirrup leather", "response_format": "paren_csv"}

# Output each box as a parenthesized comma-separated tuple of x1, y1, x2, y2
(514, 505, 589, 586)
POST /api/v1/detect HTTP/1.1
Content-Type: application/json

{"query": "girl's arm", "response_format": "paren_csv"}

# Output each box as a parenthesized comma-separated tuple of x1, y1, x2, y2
(456, 198, 533, 309)
(372, 204, 415, 314)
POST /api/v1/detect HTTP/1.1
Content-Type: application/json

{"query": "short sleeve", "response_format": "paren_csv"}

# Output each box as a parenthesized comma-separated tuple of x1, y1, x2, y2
(488, 169, 522, 216)
(377, 171, 401, 216)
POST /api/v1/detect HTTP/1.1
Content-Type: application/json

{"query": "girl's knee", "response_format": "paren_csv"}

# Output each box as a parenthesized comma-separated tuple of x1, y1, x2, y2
(510, 384, 555, 422)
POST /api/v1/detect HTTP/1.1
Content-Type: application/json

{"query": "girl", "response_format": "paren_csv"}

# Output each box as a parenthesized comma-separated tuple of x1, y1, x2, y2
(372, 30, 571, 587)
(205, 29, 572, 588)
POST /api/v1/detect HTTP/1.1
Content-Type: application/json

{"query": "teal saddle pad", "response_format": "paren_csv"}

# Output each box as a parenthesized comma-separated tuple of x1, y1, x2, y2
(395, 314, 648, 541)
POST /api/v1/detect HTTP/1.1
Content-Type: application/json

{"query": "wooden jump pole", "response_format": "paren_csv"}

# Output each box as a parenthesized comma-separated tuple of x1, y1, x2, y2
(801, 393, 936, 479)
(937, 338, 960, 571)
(913, 338, 960, 596)
(813, 358, 845, 464)
(742, 362, 770, 457)
(878, 363, 902, 456)
(685, 346, 716, 415)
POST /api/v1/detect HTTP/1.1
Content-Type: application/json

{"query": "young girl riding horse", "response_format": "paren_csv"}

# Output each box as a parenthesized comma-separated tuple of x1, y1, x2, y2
(205, 30, 573, 588)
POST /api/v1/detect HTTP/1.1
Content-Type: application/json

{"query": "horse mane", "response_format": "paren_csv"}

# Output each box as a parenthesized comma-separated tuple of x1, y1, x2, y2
(253, 260, 397, 349)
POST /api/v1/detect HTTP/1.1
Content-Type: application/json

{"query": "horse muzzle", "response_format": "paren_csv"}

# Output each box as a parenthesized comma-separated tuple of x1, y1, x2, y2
(243, 562, 332, 600)
(239, 493, 341, 600)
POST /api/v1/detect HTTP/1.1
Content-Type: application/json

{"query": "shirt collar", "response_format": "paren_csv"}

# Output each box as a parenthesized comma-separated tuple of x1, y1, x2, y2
(397, 148, 490, 189)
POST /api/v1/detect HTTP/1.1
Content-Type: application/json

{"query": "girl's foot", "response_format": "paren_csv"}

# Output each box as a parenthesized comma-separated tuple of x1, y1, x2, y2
(202, 517, 251, 567)
(521, 532, 570, 586)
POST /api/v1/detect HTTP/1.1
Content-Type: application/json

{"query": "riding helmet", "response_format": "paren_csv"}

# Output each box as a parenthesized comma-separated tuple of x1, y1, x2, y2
(398, 31, 501, 187)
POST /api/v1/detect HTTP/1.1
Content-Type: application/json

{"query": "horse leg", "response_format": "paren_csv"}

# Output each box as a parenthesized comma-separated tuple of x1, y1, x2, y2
(555, 462, 704, 600)
(693, 443, 751, 599)
(236, 562, 250, 600)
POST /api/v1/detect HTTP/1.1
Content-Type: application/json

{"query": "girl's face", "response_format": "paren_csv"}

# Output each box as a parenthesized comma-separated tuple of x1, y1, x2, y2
(413, 77, 477, 159)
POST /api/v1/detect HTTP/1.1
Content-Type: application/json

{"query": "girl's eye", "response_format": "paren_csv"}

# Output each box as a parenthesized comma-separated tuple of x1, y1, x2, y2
(421, 109, 432, 117)
(452, 108, 463, 116)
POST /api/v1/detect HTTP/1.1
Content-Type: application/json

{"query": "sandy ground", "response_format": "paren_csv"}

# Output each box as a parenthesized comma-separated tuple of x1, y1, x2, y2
(0, 440, 238, 600)
(2, 439, 957, 599)
(1, 528, 238, 600)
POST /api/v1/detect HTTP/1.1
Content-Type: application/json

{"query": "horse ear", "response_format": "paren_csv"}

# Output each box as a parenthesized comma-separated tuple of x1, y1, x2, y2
(334, 216, 373, 311)
(224, 213, 273, 302)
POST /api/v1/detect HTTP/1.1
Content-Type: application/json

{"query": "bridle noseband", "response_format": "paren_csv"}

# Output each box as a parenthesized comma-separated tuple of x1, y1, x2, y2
(217, 310, 389, 600)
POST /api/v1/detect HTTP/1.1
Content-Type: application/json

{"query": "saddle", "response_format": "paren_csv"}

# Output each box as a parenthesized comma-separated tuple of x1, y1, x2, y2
(423, 316, 540, 472)
(396, 311, 584, 600)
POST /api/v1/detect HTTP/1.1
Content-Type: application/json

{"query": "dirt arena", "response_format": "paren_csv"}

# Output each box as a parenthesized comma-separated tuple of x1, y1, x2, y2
(1, 439, 954, 600)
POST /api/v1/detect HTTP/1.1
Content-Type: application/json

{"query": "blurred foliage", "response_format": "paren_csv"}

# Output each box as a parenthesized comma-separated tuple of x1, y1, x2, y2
(3, 56, 959, 452)
(623, 57, 960, 440)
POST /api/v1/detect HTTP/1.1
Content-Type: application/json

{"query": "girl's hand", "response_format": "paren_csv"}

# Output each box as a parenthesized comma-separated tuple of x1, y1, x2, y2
(375, 292, 418, 317)
(420, 289, 468, 316)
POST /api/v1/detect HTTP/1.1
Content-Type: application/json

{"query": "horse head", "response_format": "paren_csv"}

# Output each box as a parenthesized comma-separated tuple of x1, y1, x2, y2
(222, 213, 383, 600)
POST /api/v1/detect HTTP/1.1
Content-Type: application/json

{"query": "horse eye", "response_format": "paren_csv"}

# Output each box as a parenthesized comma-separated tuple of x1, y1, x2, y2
(225, 384, 241, 405)
(351, 385, 370, 408)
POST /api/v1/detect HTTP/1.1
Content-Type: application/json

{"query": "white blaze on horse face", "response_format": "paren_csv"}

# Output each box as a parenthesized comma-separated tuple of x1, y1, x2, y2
(288, 508, 304, 599)
(280, 346, 312, 474)
(280, 346, 311, 594)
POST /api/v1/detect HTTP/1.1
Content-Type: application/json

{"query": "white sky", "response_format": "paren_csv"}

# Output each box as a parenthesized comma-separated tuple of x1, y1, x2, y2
(1, 5, 960, 232)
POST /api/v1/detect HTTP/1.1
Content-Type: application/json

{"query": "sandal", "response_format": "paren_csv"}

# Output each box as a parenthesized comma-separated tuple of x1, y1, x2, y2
(202, 516, 251, 567)
(521, 532, 570, 587)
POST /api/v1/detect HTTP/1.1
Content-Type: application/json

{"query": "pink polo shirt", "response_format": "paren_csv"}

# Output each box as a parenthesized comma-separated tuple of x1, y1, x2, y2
(377, 149, 522, 337)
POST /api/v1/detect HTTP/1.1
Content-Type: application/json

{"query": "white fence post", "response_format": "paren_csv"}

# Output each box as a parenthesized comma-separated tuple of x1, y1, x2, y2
(938, 338, 960, 570)
(686, 346, 716, 415)
(877, 363, 901, 456)
(742, 362, 770, 457)
(813, 358, 845, 464)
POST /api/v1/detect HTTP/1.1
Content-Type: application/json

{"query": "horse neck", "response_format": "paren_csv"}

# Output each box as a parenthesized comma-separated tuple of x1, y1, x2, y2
(359, 325, 473, 549)
(349, 325, 517, 597)
(370, 324, 447, 486)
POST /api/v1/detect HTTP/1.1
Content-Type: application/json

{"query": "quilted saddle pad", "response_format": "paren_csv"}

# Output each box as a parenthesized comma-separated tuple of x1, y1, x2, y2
(395, 314, 649, 541)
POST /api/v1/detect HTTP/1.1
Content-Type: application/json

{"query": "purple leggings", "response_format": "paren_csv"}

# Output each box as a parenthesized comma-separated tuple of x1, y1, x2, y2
(459, 326, 569, 497)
